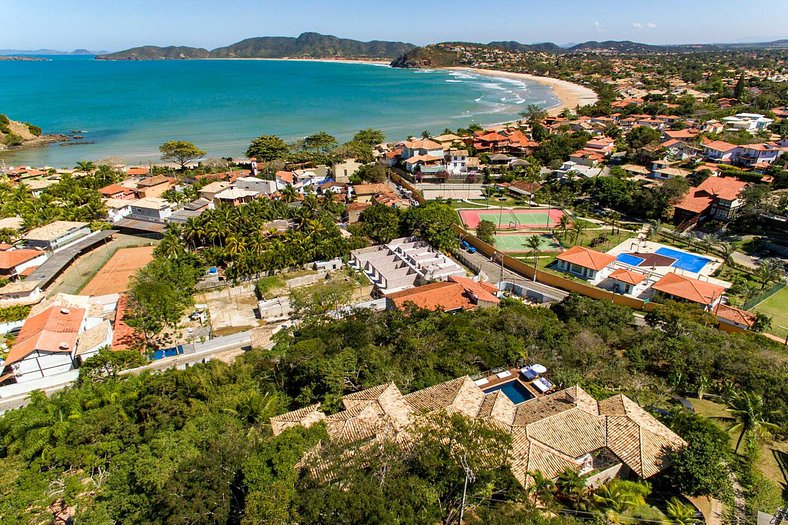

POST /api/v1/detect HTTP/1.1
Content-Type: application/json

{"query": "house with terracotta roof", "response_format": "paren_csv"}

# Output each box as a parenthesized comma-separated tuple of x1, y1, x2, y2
(99, 183, 136, 200)
(401, 138, 443, 160)
(0, 247, 47, 281)
(126, 166, 150, 177)
(556, 246, 616, 280)
(702, 138, 738, 163)
(386, 275, 499, 312)
(352, 183, 394, 204)
(1, 293, 118, 383)
(715, 304, 756, 331)
(606, 268, 647, 295)
(651, 272, 726, 308)
(673, 176, 748, 223)
(271, 378, 685, 489)
(136, 175, 173, 198)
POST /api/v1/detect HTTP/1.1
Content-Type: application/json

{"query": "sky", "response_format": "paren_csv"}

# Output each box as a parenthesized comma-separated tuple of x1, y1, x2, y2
(1, 0, 787, 52)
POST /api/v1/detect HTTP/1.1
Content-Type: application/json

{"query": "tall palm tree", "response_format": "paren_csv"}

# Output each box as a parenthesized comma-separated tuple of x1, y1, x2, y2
(571, 221, 586, 246)
(665, 498, 700, 525)
(716, 241, 735, 272)
(557, 215, 570, 240)
(526, 235, 541, 282)
(719, 390, 780, 453)
(74, 160, 96, 176)
(280, 185, 298, 204)
(755, 258, 785, 290)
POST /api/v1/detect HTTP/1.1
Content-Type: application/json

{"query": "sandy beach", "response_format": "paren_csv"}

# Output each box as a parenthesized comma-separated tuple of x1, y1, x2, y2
(206, 57, 391, 66)
(445, 67, 598, 116)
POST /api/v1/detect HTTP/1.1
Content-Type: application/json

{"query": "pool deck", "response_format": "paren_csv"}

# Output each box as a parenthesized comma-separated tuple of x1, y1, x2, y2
(606, 239, 723, 279)
(472, 368, 544, 400)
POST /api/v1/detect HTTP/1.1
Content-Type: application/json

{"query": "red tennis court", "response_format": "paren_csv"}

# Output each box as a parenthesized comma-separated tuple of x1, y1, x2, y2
(459, 208, 567, 230)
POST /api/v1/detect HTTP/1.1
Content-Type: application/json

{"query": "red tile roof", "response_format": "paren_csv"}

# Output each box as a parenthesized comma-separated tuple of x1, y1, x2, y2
(675, 176, 747, 213)
(0, 249, 42, 270)
(126, 167, 149, 176)
(111, 294, 144, 351)
(557, 246, 616, 271)
(715, 304, 755, 327)
(652, 272, 725, 305)
(99, 183, 133, 197)
(6, 305, 86, 364)
(609, 268, 647, 285)
(701, 138, 738, 152)
(387, 276, 499, 312)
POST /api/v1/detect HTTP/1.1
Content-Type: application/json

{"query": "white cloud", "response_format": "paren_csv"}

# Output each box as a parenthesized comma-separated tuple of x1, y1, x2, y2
(633, 22, 643, 28)
(594, 21, 604, 33)
(647, 22, 657, 28)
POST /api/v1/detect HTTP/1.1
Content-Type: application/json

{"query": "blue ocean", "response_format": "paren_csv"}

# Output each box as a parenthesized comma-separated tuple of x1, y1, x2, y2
(0, 56, 557, 167)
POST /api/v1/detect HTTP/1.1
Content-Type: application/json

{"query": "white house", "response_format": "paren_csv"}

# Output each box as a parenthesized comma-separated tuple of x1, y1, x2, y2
(0, 248, 47, 281)
(721, 113, 773, 133)
(235, 176, 279, 195)
(446, 149, 469, 175)
(24, 221, 90, 250)
(400, 138, 444, 160)
(130, 198, 174, 223)
(104, 198, 134, 223)
(332, 159, 364, 183)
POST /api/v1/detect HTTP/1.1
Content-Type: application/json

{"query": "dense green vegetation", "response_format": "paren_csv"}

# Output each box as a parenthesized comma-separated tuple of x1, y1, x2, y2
(0, 165, 120, 229)
(0, 295, 784, 523)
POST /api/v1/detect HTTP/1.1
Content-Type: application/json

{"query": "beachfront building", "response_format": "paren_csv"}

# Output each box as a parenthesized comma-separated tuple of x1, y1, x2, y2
(555, 246, 616, 280)
(235, 176, 279, 196)
(385, 275, 499, 312)
(270, 378, 685, 489)
(400, 138, 444, 160)
(350, 237, 465, 295)
(23, 221, 90, 251)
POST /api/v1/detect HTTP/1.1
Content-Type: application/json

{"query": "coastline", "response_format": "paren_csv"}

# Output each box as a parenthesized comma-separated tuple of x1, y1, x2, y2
(203, 57, 391, 66)
(444, 67, 598, 116)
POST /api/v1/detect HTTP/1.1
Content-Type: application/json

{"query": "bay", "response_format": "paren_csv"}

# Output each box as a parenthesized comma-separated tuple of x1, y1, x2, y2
(0, 56, 557, 167)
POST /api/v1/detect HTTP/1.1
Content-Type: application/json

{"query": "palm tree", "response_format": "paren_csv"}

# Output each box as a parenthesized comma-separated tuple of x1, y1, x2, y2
(74, 160, 96, 176)
(593, 483, 639, 515)
(525, 470, 556, 507)
(755, 258, 785, 290)
(555, 469, 588, 509)
(665, 498, 700, 525)
(571, 221, 586, 246)
(557, 215, 570, 240)
(719, 390, 780, 453)
(716, 241, 735, 272)
(526, 235, 541, 282)
(280, 185, 298, 204)
(482, 186, 496, 209)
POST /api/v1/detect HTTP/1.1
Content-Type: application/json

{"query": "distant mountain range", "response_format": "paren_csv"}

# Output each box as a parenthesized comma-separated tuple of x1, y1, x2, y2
(97, 32, 416, 61)
(0, 48, 107, 56)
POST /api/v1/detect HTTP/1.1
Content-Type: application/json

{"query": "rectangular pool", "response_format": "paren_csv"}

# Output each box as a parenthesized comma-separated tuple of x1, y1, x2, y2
(655, 247, 711, 273)
(483, 380, 535, 404)
(616, 253, 645, 266)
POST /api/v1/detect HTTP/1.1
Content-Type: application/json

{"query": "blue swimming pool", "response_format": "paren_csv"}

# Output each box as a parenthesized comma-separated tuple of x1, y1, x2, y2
(655, 247, 711, 273)
(616, 253, 645, 266)
(484, 380, 535, 404)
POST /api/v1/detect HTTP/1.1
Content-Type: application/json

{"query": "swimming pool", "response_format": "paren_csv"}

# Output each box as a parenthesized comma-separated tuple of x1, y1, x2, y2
(483, 380, 535, 404)
(616, 253, 645, 266)
(655, 247, 711, 273)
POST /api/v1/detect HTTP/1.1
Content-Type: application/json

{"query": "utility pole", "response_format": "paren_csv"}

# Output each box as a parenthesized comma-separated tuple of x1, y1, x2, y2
(458, 453, 475, 525)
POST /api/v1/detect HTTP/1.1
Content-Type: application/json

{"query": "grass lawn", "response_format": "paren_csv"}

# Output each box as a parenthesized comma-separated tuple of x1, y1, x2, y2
(688, 397, 788, 492)
(752, 287, 788, 340)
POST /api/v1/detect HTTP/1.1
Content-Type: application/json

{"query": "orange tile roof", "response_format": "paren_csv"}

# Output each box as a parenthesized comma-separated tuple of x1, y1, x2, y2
(696, 176, 747, 201)
(701, 138, 738, 152)
(715, 304, 755, 327)
(557, 246, 616, 271)
(0, 249, 42, 270)
(652, 272, 725, 305)
(609, 268, 647, 285)
(6, 305, 86, 364)
(99, 183, 133, 197)
(663, 129, 699, 140)
(353, 183, 392, 195)
(126, 167, 149, 176)
(387, 277, 499, 312)
(138, 175, 171, 187)
(275, 171, 294, 184)
(111, 294, 144, 351)
(404, 138, 442, 150)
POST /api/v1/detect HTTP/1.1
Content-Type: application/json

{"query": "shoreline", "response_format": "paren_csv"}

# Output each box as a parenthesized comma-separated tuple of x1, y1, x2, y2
(189, 57, 390, 66)
(444, 67, 598, 116)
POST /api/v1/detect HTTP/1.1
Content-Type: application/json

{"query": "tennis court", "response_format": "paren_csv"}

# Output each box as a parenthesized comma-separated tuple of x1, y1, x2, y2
(80, 246, 155, 296)
(493, 233, 562, 253)
(459, 208, 566, 230)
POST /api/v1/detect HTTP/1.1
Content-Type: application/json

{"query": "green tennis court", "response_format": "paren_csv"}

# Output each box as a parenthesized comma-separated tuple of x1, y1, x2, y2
(460, 208, 566, 230)
(493, 233, 563, 253)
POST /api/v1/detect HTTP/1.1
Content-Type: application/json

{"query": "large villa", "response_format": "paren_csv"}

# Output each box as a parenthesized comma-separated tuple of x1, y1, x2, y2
(271, 369, 685, 489)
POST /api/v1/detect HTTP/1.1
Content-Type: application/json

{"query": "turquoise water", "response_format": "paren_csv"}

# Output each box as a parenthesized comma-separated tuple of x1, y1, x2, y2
(0, 56, 557, 167)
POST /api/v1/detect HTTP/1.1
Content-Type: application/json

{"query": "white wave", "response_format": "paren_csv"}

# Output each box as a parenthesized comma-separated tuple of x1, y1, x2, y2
(445, 79, 463, 83)
(477, 82, 507, 91)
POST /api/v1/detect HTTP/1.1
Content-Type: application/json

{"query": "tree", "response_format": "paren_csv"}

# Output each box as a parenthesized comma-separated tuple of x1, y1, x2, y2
(159, 140, 206, 169)
(665, 497, 700, 525)
(593, 479, 648, 518)
(246, 135, 290, 162)
(475, 219, 496, 245)
(75, 160, 96, 175)
(290, 279, 355, 319)
(356, 162, 387, 183)
(520, 104, 548, 126)
(360, 204, 400, 244)
(570, 221, 586, 245)
(666, 412, 731, 497)
(626, 126, 661, 150)
(751, 312, 772, 333)
(720, 390, 780, 453)
(526, 234, 541, 281)
(302, 131, 337, 153)
(79, 347, 146, 382)
(755, 258, 785, 289)
(352, 128, 385, 147)
(402, 202, 460, 252)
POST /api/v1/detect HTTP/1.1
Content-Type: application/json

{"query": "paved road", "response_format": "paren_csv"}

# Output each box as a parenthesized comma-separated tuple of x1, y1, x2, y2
(457, 250, 568, 302)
